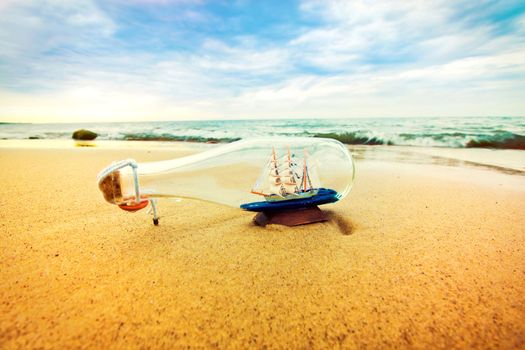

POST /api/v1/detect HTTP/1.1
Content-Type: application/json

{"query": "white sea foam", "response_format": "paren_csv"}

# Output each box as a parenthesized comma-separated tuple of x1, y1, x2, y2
(0, 116, 524, 149)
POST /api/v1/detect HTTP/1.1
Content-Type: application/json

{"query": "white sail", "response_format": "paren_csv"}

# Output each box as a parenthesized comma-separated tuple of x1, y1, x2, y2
(266, 149, 284, 196)
(278, 148, 298, 195)
(283, 183, 297, 194)
(270, 184, 283, 195)
(280, 167, 297, 194)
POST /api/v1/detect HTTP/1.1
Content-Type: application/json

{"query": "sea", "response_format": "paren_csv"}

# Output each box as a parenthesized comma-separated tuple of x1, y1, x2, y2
(0, 116, 524, 150)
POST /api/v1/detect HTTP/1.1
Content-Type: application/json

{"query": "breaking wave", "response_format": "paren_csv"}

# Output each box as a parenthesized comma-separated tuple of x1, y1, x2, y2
(465, 132, 525, 150)
(312, 132, 392, 145)
(312, 131, 525, 149)
(0, 117, 524, 150)
(121, 133, 241, 143)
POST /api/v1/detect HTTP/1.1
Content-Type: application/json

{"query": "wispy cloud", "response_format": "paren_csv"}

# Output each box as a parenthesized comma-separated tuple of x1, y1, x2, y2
(0, 0, 523, 122)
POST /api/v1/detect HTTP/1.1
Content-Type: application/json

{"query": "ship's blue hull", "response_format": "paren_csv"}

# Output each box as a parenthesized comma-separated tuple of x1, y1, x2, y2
(240, 188, 339, 212)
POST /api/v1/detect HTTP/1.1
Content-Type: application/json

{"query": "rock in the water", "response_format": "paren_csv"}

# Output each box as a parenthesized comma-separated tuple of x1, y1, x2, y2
(72, 129, 97, 140)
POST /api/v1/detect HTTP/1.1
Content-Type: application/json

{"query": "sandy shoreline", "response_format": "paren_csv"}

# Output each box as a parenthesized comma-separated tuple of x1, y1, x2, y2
(1, 145, 524, 348)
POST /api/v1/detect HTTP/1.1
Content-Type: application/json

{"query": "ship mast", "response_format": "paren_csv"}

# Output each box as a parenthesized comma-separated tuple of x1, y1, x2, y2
(302, 150, 307, 191)
(270, 147, 287, 196)
(283, 148, 297, 194)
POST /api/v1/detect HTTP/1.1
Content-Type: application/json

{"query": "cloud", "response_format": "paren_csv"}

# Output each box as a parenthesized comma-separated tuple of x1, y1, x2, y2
(0, 0, 524, 122)
(0, 0, 115, 58)
(293, 0, 525, 71)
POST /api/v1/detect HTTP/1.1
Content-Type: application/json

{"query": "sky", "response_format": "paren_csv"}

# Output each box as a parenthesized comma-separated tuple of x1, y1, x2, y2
(0, 0, 524, 123)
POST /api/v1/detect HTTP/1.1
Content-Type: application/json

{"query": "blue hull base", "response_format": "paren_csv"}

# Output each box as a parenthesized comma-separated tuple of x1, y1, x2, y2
(240, 188, 339, 212)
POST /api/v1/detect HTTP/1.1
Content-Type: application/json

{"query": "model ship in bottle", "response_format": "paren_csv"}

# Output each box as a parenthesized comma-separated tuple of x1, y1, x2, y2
(240, 147, 339, 212)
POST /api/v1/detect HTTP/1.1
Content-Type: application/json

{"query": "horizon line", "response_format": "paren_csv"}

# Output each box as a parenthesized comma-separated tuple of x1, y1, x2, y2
(1, 115, 524, 125)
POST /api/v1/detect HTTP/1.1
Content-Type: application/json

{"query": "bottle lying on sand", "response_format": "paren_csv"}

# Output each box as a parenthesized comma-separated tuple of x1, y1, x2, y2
(97, 137, 356, 224)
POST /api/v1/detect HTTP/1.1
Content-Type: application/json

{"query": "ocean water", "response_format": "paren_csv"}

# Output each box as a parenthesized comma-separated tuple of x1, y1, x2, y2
(0, 116, 524, 150)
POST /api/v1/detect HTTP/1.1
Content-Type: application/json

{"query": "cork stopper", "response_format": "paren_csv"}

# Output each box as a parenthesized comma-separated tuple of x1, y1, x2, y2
(98, 170, 123, 204)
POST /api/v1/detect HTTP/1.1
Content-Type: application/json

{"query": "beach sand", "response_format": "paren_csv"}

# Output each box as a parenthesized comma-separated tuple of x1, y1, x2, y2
(1, 145, 524, 349)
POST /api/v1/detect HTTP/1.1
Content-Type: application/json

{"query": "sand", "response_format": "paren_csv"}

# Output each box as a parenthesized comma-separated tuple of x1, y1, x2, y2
(1, 145, 524, 349)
